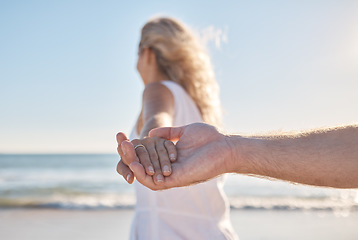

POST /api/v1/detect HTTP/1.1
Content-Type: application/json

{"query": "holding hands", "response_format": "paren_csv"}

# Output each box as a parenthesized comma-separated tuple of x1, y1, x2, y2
(116, 133, 178, 185)
(116, 123, 234, 190)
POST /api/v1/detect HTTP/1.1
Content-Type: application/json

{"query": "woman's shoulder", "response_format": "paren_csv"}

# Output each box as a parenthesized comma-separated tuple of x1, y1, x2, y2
(143, 81, 183, 98)
(160, 80, 181, 89)
(160, 80, 187, 96)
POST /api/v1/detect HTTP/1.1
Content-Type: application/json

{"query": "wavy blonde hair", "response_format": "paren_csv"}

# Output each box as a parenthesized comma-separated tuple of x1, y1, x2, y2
(139, 17, 222, 127)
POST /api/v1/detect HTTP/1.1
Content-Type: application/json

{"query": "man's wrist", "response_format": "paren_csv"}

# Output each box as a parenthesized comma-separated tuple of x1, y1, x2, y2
(225, 134, 264, 175)
(223, 135, 248, 174)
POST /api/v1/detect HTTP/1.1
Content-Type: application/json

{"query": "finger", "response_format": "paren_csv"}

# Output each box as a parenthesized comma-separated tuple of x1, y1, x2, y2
(164, 140, 177, 162)
(116, 160, 134, 184)
(116, 133, 134, 182)
(149, 126, 185, 141)
(129, 162, 166, 191)
(133, 144, 155, 176)
(121, 140, 139, 166)
(156, 140, 172, 176)
(145, 143, 164, 185)
(116, 132, 128, 157)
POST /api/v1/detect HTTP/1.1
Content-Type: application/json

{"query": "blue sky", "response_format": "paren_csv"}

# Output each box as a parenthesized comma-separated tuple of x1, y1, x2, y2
(1, 1, 357, 153)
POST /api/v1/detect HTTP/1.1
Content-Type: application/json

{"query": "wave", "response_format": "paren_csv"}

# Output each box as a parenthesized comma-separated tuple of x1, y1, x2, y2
(229, 196, 358, 211)
(0, 194, 135, 210)
(1, 195, 357, 214)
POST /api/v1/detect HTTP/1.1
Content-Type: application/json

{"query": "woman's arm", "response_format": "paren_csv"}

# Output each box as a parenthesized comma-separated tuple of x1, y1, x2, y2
(116, 82, 177, 184)
(128, 82, 177, 183)
(139, 82, 175, 138)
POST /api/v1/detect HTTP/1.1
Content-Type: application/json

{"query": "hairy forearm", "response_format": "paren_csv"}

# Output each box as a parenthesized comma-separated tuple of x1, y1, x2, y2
(229, 125, 358, 188)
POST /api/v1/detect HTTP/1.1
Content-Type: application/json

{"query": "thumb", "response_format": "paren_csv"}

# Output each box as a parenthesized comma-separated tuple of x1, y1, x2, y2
(116, 132, 128, 156)
(121, 140, 139, 165)
(116, 132, 128, 144)
(149, 126, 185, 141)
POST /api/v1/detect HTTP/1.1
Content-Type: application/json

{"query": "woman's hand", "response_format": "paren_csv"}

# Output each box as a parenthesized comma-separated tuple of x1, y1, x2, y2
(131, 137, 177, 183)
(116, 132, 177, 185)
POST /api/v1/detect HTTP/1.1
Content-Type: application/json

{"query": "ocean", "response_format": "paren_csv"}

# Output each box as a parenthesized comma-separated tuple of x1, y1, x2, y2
(1, 154, 357, 215)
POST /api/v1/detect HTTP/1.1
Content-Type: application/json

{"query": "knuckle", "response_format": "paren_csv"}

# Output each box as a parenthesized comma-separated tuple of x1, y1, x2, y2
(160, 159, 170, 165)
(137, 152, 149, 162)
(141, 159, 151, 166)
(149, 152, 158, 161)
(164, 141, 174, 149)
(158, 150, 168, 159)
(157, 148, 167, 155)
(143, 137, 154, 144)
(134, 148, 148, 158)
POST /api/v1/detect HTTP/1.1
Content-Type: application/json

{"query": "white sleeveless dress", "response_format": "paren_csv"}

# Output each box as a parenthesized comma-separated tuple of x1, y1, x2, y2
(129, 80, 238, 240)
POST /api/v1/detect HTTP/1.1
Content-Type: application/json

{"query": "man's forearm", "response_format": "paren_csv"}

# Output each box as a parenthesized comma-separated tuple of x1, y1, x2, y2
(229, 125, 358, 188)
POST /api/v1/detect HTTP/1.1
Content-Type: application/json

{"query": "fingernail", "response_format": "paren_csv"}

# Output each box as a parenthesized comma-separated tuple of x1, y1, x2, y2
(169, 154, 175, 160)
(156, 174, 164, 182)
(148, 166, 154, 174)
(126, 173, 131, 182)
(163, 165, 171, 173)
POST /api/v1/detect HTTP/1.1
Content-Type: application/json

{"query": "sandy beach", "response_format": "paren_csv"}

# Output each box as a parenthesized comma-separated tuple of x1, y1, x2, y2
(1, 209, 357, 240)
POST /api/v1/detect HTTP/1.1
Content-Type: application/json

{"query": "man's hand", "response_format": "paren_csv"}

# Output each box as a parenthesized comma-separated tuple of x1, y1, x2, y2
(124, 123, 234, 190)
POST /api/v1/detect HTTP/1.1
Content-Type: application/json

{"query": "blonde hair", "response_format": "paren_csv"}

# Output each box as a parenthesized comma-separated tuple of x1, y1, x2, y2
(139, 17, 222, 127)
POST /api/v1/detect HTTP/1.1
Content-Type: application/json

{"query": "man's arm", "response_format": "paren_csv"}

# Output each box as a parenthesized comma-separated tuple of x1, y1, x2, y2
(117, 123, 358, 190)
(150, 123, 358, 189)
(229, 125, 358, 188)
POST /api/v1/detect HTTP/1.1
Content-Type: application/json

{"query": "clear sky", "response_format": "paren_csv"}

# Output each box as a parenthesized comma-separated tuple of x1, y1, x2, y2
(1, 1, 357, 153)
